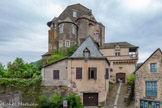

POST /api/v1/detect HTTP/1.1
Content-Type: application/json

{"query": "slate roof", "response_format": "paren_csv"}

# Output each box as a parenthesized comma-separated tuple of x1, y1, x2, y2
(100, 42, 138, 49)
(71, 36, 104, 58)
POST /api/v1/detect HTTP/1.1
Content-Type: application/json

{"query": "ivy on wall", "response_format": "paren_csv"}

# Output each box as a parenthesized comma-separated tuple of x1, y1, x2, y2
(46, 45, 78, 65)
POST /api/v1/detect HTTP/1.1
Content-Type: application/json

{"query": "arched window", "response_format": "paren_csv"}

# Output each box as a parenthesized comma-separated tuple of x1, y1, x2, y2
(115, 46, 120, 56)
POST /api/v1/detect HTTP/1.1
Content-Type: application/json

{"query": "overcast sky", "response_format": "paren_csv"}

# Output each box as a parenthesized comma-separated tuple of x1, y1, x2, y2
(0, 0, 162, 65)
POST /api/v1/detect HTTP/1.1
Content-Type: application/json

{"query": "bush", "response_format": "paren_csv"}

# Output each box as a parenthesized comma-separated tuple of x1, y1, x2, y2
(63, 93, 83, 108)
(127, 73, 135, 85)
(67, 45, 78, 57)
(39, 95, 50, 108)
(39, 93, 83, 108)
(0, 58, 41, 78)
(46, 54, 66, 65)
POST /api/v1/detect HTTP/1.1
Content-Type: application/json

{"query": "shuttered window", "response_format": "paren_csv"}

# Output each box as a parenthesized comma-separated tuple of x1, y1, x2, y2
(88, 68, 97, 80)
(53, 70, 59, 79)
(146, 81, 157, 97)
(105, 68, 109, 79)
(76, 68, 82, 79)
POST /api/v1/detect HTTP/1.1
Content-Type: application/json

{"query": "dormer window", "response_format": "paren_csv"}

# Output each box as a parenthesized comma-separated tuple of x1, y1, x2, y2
(115, 46, 120, 56)
(59, 24, 63, 34)
(73, 11, 77, 17)
(83, 48, 90, 59)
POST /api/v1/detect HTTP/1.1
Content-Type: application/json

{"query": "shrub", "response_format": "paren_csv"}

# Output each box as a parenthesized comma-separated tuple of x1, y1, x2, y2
(46, 54, 66, 65)
(39, 95, 49, 108)
(67, 45, 78, 57)
(63, 93, 83, 108)
(127, 73, 135, 85)
(39, 93, 83, 108)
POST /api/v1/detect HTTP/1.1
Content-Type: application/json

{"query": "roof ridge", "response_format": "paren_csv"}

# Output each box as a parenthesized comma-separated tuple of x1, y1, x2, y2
(67, 3, 91, 11)
(135, 48, 161, 73)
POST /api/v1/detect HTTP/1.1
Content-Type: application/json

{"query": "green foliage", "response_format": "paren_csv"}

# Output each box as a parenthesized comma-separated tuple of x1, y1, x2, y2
(39, 95, 49, 108)
(46, 45, 78, 65)
(0, 90, 5, 94)
(0, 58, 41, 78)
(30, 59, 42, 70)
(0, 63, 8, 77)
(39, 93, 83, 108)
(127, 73, 135, 85)
(67, 44, 78, 57)
(0, 76, 42, 91)
(46, 54, 66, 65)
(63, 93, 83, 108)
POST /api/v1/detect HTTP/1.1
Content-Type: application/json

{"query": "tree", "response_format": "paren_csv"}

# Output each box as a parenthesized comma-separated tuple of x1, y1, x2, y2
(6, 58, 40, 78)
(127, 73, 135, 85)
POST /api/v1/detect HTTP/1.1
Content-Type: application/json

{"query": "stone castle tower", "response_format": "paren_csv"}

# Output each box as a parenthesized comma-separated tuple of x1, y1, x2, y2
(46, 3, 105, 52)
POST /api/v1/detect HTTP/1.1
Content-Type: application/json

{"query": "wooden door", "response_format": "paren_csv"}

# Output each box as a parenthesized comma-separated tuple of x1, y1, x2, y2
(83, 93, 98, 106)
(116, 73, 125, 83)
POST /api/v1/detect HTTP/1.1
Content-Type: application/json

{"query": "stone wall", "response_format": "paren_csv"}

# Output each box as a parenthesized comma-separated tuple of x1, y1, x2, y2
(0, 85, 72, 108)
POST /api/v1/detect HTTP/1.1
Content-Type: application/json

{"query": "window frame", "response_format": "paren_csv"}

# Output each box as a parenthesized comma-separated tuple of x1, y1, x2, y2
(53, 70, 60, 79)
(145, 81, 157, 97)
(95, 33, 99, 40)
(73, 11, 77, 17)
(72, 24, 76, 34)
(76, 67, 82, 79)
(88, 68, 97, 80)
(65, 40, 70, 47)
(150, 63, 157, 72)
(59, 40, 63, 48)
(59, 23, 64, 34)
(105, 68, 109, 79)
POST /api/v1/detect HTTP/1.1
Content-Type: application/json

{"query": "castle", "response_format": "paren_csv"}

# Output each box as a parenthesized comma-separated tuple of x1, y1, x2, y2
(41, 3, 138, 106)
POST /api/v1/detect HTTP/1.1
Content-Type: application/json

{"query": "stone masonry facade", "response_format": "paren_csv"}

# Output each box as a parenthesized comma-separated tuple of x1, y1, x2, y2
(135, 49, 162, 108)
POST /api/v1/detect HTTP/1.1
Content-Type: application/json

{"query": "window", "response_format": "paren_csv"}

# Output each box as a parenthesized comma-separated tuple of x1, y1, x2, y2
(115, 51, 120, 56)
(105, 68, 109, 79)
(150, 63, 157, 72)
(146, 81, 157, 97)
(73, 11, 77, 17)
(59, 24, 63, 34)
(72, 41, 75, 45)
(115, 46, 120, 56)
(53, 70, 59, 79)
(76, 68, 82, 79)
(59, 40, 63, 48)
(88, 68, 97, 80)
(83, 48, 90, 59)
(96, 34, 99, 40)
(72, 24, 76, 34)
(84, 51, 90, 59)
(65, 40, 70, 47)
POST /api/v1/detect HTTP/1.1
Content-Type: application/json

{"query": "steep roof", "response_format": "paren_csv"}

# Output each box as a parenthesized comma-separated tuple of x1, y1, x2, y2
(71, 36, 104, 58)
(47, 3, 97, 27)
(135, 48, 162, 73)
(100, 42, 138, 49)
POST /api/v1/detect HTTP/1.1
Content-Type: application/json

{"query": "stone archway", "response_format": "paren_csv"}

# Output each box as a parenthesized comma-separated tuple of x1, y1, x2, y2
(116, 73, 125, 83)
